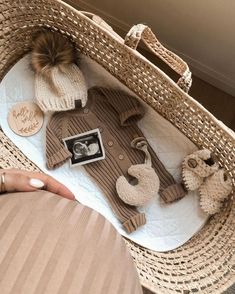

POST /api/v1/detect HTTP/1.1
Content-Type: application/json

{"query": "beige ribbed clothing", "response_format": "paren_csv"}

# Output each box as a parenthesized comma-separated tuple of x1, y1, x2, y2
(46, 87, 186, 233)
(0, 191, 143, 294)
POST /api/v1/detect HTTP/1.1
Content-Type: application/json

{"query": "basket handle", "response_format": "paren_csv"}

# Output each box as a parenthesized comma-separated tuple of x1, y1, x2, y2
(79, 11, 124, 42)
(124, 24, 192, 93)
(80, 12, 191, 92)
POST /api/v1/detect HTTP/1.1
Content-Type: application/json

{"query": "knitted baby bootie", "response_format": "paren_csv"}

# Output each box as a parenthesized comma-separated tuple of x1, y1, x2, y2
(182, 149, 219, 191)
(199, 169, 233, 214)
(199, 194, 222, 215)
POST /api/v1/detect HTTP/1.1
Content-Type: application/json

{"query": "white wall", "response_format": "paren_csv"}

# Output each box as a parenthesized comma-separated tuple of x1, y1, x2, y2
(72, 0, 235, 96)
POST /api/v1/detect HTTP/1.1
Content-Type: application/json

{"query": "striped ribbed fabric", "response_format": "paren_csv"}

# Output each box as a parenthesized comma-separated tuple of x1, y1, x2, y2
(0, 191, 143, 294)
(46, 87, 186, 233)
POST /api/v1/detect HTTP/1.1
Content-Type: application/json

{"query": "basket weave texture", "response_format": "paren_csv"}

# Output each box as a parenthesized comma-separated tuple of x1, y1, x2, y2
(0, 1, 234, 293)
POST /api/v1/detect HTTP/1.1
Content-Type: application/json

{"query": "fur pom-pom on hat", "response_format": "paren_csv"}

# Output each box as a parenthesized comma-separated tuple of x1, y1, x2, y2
(31, 30, 87, 112)
(31, 30, 77, 76)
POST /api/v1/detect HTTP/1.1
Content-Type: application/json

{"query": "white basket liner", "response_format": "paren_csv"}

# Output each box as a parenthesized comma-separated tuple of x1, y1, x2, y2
(0, 54, 208, 251)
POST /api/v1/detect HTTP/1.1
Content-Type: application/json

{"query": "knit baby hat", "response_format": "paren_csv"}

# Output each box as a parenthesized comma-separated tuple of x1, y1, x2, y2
(35, 64, 87, 112)
(31, 30, 87, 112)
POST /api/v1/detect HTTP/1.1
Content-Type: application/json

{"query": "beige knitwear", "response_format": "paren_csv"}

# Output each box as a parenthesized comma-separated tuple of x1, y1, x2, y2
(182, 150, 233, 214)
(35, 64, 87, 112)
(199, 195, 222, 215)
(199, 169, 233, 214)
(0, 191, 143, 294)
(46, 87, 186, 233)
(116, 138, 160, 206)
(182, 149, 219, 191)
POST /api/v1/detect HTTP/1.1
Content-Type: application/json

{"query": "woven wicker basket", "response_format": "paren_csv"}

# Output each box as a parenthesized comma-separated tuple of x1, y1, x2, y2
(0, 1, 234, 293)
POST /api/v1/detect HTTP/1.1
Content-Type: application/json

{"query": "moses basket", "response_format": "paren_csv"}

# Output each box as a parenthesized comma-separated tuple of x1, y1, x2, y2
(0, 0, 234, 293)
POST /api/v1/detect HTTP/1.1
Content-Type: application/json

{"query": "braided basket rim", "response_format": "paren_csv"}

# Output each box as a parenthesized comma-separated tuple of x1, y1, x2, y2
(0, 1, 234, 293)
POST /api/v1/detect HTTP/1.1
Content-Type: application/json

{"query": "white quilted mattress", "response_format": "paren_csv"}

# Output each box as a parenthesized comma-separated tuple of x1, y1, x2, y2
(0, 54, 208, 251)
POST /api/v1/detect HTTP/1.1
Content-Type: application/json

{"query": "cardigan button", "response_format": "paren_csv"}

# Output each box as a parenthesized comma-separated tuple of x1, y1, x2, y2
(99, 127, 103, 133)
(118, 154, 124, 160)
(108, 141, 113, 147)
(83, 108, 89, 114)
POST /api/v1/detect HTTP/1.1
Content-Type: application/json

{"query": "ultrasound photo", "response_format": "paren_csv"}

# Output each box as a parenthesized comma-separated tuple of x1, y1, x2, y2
(63, 129, 105, 167)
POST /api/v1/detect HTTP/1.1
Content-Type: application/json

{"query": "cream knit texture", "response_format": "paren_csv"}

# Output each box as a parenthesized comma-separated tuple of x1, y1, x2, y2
(116, 164, 160, 206)
(182, 150, 233, 215)
(199, 194, 222, 215)
(116, 138, 160, 206)
(35, 64, 87, 112)
(182, 149, 219, 191)
(199, 169, 233, 214)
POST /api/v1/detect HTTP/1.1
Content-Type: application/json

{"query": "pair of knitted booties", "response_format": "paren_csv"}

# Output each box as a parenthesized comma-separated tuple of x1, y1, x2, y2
(182, 149, 233, 214)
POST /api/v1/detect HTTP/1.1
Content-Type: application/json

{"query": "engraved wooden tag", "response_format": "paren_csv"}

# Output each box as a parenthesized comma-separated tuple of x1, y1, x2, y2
(7, 102, 44, 137)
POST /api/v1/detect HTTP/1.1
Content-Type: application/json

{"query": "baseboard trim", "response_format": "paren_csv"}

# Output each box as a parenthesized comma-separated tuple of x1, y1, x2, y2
(67, 0, 235, 96)
(170, 48, 235, 96)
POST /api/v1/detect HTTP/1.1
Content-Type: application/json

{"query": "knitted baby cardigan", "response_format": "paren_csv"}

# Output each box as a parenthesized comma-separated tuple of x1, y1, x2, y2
(46, 87, 185, 233)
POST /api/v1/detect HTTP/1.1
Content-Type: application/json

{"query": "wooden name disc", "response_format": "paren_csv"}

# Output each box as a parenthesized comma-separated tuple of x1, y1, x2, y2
(7, 102, 44, 137)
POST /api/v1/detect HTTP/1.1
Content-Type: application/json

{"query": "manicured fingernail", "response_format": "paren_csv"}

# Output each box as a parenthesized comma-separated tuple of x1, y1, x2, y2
(30, 178, 45, 188)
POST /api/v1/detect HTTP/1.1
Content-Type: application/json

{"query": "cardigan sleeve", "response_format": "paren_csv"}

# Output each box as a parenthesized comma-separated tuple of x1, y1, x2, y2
(46, 115, 72, 170)
(96, 87, 145, 126)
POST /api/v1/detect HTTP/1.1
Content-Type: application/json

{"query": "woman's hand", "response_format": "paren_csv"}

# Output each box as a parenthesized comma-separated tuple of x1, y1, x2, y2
(0, 169, 75, 200)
